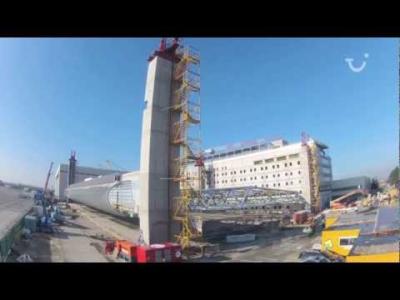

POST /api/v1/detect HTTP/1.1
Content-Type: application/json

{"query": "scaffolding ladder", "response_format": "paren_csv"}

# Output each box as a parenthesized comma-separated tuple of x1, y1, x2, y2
(302, 133, 321, 213)
(170, 45, 202, 249)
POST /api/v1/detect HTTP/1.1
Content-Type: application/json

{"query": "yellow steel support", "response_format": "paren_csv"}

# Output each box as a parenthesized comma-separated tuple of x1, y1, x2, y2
(170, 44, 202, 249)
(310, 143, 321, 212)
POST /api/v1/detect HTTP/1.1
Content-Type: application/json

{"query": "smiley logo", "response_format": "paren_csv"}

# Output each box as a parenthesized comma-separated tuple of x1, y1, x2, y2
(344, 53, 369, 73)
(345, 53, 369, 73)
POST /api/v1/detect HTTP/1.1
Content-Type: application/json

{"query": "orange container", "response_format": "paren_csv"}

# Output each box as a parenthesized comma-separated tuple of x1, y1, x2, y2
(115, 240, 137, 262)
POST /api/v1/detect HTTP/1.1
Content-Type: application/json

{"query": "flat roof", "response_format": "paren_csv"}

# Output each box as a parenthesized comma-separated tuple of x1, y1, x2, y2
(326, 206, 400, 256)
(203, 138, 285, 161)
(350, 234, 399, 256)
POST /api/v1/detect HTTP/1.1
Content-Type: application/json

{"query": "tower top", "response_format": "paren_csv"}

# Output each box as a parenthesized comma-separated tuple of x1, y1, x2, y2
(148, 38, 181, 63)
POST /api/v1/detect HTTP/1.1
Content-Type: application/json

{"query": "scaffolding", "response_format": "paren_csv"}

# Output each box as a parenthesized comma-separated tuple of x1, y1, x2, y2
(170, 44, 202, 249)
(310, 143, 321, 212)
(302, 133, 321, 213)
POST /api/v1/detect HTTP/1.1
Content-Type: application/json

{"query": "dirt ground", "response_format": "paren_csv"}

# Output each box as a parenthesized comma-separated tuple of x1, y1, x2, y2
(190, 228, 321, 262)
(8, 201, 320, 263)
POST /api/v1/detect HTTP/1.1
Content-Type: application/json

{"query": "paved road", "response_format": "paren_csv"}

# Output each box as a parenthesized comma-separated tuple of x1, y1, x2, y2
(50, 203, 140, 262)
(0, 186, 33, 239)
(10, 202, 140, 262)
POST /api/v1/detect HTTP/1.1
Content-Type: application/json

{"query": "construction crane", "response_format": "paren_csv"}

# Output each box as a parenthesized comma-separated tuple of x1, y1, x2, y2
(43, 162, 54, 196)
(36, 161, 54, 221)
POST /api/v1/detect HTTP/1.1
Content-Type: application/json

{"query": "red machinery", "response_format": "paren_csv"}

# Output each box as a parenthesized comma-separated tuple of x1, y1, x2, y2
(105, 240, 182, 263)
(292, 210, 310, 225)
(115, 240, 138, 262)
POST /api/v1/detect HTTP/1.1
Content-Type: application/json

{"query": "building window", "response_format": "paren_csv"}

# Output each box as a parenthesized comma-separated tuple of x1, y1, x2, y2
(285, 172, 288, 176)
(278, 174, 280, 177)
(277, 156, 287, 161)
(289, 154, 299, 159)
(290, 172, 293, 176)
(297, 161, 301, 165)
(278, 183, 280, 187)
(285, 182, 288, 186)
(273, 174, 275, 178)
(273, 184, 276, 187)
(250, 177, 253, 180)
(266, 175, 268, 179)
(265, 166, 268, 170)
(284, 163, 287, 167)
(298, 171, 301, 175)
(250, 169, 252, 172)
(277, 164, 280, 168)
(265, 158, 274, 163)
(254, 160, 263, 165)
(266, 184, 269, 188)
(290, 181, 293, 185)
(299, 180, 302, 184)
(255, 176, 257, 180)
(254, 168, 257, 172)
(272, 165, 275, 169)
(261, 176, 264, 179)
(261, 167, 264, 171)
(299, 190, 302, 194)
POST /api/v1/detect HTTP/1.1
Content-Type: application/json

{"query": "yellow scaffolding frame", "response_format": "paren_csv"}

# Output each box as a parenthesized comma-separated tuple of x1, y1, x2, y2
(303, 138, 321, 214)
(170, 45, 201, 249)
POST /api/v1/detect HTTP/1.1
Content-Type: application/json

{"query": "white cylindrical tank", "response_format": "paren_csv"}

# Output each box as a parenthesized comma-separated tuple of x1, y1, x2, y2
(65, 172, 139, 217)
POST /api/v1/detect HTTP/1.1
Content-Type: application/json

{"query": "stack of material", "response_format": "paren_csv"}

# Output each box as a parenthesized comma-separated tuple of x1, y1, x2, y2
(226, 233, 256, 243)
(33, 205, 44, 218)
(293, 210, 309, 224)
(24, 215, 38, 233)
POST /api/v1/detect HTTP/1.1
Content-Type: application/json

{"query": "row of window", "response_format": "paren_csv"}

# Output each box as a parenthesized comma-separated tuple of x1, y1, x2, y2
(253, 161, 301, 170)
(216, 170, 302, 177)
(253, 154, 300, 166)
(215, 159, 301, 172)
(216, 179, 302, 185)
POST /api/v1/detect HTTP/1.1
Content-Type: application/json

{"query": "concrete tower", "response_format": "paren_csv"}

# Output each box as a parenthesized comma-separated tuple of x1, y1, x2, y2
(139, 39, 180, 244)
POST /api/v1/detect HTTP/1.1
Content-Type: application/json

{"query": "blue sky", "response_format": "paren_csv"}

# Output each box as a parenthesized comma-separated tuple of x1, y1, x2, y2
(0, 38, 397, 187)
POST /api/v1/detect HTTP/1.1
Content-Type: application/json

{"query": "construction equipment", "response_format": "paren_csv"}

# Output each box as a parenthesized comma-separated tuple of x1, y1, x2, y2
(103, 160, 126, 172)
(39, 162, 54, 231)
(105, 239, 183, 263)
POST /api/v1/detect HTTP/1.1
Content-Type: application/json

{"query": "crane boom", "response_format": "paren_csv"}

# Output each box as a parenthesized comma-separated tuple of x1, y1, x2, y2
(44, 162, 54, 195)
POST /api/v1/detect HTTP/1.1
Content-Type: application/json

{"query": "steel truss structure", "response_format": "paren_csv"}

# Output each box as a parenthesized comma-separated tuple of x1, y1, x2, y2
(189, 186, 307, 212)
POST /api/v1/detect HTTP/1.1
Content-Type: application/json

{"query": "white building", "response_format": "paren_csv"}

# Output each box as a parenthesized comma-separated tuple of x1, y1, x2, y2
(54, 164, 122, 201)
(189, 138, 333, 210)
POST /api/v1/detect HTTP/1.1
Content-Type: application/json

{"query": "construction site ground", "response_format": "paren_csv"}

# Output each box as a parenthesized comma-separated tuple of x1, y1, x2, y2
(6, 198, 321, 263)
(191, 228, 322, 262)
(9, 202, 140, 262)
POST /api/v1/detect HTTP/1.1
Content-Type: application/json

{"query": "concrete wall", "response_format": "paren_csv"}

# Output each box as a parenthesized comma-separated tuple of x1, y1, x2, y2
(139, 56, 174, 244)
